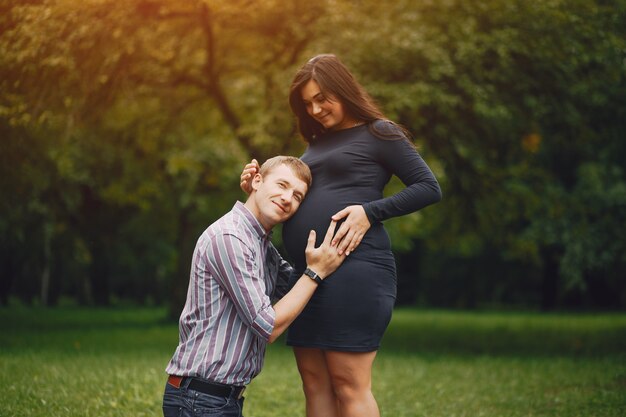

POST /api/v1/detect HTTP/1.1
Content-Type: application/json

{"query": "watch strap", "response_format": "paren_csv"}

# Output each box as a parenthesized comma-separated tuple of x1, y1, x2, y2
(304, 267, 323, 285)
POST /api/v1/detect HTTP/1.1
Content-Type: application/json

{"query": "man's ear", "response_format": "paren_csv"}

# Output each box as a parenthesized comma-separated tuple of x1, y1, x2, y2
(251, 173, 263, 192)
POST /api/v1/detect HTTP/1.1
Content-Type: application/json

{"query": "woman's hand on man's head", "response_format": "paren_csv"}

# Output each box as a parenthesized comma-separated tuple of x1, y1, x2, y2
(240, 159, 260, 195)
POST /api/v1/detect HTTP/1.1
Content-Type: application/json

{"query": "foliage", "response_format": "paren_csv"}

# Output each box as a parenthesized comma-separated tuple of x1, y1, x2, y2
(1, 0, 325, 310)
(317, 0, 626, 306)
(1, 0, 625, 310)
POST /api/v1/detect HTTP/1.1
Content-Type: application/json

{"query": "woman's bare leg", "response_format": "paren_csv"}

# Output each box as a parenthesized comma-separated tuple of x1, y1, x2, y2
(293, 347, 340, 417)
(326, 350, 379, 417)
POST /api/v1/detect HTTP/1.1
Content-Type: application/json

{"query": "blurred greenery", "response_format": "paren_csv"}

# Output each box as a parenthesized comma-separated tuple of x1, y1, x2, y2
(0, 307, 624, 416)
(1, 0, 625, 314)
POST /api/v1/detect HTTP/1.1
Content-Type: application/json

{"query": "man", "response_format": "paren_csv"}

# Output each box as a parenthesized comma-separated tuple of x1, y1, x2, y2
(163, 156, 346, 417)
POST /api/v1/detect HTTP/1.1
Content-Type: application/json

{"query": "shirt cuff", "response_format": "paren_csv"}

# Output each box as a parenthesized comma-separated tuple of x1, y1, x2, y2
(251, 305, 276, 341)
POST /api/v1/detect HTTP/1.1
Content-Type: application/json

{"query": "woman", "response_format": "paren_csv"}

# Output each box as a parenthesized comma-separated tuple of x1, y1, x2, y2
(240, 54, 441, 417)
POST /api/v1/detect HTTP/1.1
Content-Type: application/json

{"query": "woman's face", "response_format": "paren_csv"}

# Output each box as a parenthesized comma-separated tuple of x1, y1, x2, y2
(300, 79, 354, 131)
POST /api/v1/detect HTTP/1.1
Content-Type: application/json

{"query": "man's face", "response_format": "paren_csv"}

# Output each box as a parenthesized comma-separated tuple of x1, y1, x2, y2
(247, 164, 308, 231)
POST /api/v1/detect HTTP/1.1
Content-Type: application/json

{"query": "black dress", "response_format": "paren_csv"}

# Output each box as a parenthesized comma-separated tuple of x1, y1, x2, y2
(283, 120, 441, 352)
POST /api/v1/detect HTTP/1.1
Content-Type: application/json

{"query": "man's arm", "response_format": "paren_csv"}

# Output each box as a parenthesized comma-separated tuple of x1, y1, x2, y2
(268, 220, 345, 343)
(209, 233, 276, 341)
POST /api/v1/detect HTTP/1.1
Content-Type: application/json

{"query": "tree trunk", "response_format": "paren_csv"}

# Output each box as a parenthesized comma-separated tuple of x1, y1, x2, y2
(0, 250, 15, 306)
(40, 223, 52, 307)
(89, 239, 110, 306)
(540, 247, 560, 310)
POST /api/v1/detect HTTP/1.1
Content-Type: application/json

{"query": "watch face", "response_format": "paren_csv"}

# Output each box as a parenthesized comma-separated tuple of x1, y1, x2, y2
(305, 268, 321, 284)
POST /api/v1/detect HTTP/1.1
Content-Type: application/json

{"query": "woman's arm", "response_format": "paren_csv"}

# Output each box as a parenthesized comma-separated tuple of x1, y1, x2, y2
(332, 122, 441, 255)
(361, 136, 441, 223)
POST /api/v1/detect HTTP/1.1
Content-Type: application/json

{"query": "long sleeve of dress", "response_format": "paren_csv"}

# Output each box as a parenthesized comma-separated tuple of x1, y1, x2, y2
(362, 128, 442, 224)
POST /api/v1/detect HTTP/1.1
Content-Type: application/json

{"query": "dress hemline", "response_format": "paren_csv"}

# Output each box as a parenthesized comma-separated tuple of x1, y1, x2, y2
(286, 340, 379, 353)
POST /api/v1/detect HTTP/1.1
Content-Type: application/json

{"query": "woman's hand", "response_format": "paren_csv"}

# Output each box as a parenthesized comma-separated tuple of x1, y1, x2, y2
(331, 205, 371, 256)
(240, 159, 260, 195)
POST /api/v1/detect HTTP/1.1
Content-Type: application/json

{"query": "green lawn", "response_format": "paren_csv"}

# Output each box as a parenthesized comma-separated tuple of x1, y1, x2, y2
(0, 307, 624, 417)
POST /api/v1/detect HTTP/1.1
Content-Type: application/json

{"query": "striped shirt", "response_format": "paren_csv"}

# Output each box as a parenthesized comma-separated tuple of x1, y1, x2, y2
(165, 201, 293, 386)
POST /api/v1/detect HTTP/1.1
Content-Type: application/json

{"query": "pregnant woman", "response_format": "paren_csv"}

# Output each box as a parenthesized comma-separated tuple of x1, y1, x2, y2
(240, 54, 441, 417)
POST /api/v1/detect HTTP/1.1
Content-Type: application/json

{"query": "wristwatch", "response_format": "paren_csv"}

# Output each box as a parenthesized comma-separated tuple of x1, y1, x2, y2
(304, 267, 323, 285)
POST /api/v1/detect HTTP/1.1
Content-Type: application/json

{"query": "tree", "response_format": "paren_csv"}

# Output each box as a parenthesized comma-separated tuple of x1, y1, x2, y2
(2, 0, 624, 311)
(1, 0, 328, 313)
(317, 0, 626, 307)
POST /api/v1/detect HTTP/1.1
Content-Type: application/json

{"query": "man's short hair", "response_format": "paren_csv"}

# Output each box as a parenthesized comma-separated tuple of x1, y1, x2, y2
(259, 156, 312, 189)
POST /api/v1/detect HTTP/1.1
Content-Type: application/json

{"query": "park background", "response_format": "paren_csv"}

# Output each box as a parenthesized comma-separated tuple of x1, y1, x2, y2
(1, 0, 625, 416)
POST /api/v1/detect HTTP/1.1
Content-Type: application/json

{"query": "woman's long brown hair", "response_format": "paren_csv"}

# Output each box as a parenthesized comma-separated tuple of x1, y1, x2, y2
(288, 54, 410, 142)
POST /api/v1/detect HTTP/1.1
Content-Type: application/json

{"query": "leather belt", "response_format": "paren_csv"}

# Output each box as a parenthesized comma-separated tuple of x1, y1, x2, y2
(168, 375, 245, 399)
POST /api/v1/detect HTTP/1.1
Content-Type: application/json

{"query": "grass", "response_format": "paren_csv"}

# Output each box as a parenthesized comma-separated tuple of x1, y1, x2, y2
(0, 307, 624, 417)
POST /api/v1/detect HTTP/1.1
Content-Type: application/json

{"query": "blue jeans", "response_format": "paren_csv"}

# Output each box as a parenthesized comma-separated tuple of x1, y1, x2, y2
(162, 377, 245, 417)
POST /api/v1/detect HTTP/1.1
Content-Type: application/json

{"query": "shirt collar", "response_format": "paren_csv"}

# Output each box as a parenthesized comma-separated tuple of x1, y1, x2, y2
(233, 201, 273, 241)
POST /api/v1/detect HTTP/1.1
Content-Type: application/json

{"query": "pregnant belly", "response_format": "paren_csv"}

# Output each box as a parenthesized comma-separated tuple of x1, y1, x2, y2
(283, 191, 390, 270)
